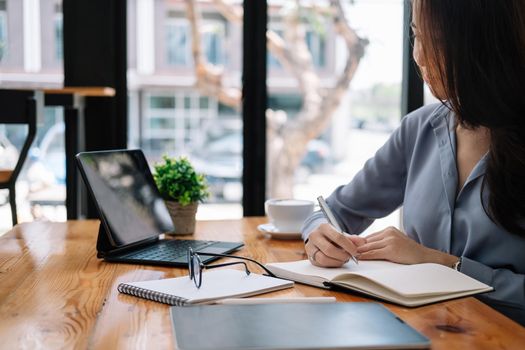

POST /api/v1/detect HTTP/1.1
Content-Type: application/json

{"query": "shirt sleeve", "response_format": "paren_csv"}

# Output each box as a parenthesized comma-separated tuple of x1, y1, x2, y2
(301, 113, 417, 241)
(460, 257, 525, 326)
(301, 211, 327, 241)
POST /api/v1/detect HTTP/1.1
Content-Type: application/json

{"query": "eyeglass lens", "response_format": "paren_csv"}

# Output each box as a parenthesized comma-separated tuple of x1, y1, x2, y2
(187, 249, 194, 280)
(192, 253, 202, 288)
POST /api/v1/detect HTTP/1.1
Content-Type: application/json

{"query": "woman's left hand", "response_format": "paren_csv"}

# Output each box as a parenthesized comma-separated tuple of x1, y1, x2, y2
(357, 226, 457, 266)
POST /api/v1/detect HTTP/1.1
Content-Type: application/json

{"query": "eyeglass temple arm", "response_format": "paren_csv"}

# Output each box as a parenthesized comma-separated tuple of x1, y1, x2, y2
(195, 252, 277, 277)
(203, 261, 250, 275)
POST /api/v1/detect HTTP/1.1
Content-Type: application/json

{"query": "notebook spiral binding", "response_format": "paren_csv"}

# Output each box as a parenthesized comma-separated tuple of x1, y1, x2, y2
(118, 283, 189, 306)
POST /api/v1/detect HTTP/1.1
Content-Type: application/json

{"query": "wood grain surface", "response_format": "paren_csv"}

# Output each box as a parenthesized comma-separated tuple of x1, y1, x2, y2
(0, 218, 524, 349)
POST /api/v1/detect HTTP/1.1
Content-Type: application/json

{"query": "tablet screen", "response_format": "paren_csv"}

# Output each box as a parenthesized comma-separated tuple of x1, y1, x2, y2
(77, 150, 173, 247)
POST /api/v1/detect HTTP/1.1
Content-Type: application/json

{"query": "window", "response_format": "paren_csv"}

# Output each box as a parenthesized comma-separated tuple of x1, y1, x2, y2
(0, 0, 66, 229)
(54, 3, 63, 61)
(268, 94, 302, 117)
(267, 0, 404, 232)
(202, 22, 225, 65)
(0, 0, 7, 62)
(199, 96, 209, 109)
(150, 96, 176, 109)
(267, 24, 326, 69)
(305, 30, 326, 68)
(129, 1, 243, 219)
(166, 20, 190, 66)
(165, 17, 225, 67)
(142, 91, 218, 154)
(218, 102, 236, 118)
(267, 28, 283, 68)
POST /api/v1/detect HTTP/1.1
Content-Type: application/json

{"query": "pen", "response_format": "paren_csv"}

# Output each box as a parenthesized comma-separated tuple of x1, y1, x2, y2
(317, 196, 359, 265)
(215, 297, 336, 305)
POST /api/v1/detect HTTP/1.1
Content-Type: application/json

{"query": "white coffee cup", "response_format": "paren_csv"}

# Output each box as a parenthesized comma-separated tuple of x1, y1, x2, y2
(265, 199, 315, 233)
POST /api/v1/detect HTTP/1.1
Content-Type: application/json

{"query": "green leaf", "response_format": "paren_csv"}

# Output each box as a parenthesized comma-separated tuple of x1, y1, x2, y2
(153, 155, 209, 205)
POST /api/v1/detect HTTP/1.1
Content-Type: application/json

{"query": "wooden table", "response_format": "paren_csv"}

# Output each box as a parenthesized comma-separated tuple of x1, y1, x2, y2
(1, 218, 524, 349)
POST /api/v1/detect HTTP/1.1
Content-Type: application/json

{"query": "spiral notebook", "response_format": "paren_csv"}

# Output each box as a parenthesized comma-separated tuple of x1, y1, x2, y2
(117, 269, 294, 306)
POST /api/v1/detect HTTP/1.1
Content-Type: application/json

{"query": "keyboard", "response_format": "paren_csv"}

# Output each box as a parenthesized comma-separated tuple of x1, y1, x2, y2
(119, 239, 215, 262)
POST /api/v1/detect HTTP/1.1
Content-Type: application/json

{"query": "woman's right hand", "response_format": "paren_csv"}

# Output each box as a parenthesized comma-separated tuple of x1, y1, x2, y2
(304, 223, 365, 267)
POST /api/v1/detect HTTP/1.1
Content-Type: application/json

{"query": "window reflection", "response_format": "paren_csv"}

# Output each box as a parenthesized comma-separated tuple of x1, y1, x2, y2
(80, 152, 173, 244)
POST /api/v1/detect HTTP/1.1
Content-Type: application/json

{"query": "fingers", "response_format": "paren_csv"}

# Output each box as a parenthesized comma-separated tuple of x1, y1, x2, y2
(363, 227, 391, 242)
(304, 239, 319, 259)
(363, 233, 386, 243)
(358, 227, 419, 264)
(305, 238, 345, 267)
(313, 250, 349, 267)
(358, 248, 389, 260)
(365, 226, 402, 243)
(358, 227, 395, 258)
(316, 234, 351, 262)
(357, 240, 388, 254)
(319, 224, 359, 256)
(346, 234, 366, 247)
(305, 223, 362, 267)
(305, 224, 406, 267)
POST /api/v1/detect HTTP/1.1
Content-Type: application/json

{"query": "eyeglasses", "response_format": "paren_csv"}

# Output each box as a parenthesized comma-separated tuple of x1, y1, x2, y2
(187, 247, 277, 288)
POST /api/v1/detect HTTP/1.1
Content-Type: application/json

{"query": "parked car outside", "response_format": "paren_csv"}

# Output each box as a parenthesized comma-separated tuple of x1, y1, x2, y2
(190, 132, 243, 202)
(190, 131, 331, 202)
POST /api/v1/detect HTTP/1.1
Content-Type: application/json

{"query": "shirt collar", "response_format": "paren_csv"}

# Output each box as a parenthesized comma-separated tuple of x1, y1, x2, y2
(429, 102, 488, 184)
(429, 103, 453, 129)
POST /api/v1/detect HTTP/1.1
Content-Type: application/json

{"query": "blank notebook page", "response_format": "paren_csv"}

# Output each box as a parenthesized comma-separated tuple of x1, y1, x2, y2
(352, 263, 491, 297)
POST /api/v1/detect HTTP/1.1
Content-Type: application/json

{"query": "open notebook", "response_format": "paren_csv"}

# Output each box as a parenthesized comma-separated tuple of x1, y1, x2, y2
(266, 260, 493, 307)
(118, 269, 293, 306)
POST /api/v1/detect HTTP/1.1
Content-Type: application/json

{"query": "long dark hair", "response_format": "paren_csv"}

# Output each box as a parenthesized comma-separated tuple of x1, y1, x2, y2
(414, 0, 525, 236)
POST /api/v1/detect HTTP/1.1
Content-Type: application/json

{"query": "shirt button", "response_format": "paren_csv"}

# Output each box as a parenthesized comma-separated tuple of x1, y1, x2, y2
(440, 139, 447, 146)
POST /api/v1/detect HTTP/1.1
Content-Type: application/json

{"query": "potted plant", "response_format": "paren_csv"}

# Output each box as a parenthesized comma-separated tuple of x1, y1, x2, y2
(153, 156, 209, 235)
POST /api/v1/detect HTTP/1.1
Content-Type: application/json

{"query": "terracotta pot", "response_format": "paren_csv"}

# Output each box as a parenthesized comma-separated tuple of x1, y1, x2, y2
(164, 201, 198, 235)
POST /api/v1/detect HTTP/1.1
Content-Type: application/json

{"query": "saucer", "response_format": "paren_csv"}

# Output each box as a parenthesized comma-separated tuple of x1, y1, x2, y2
(257, 223, 302, 240)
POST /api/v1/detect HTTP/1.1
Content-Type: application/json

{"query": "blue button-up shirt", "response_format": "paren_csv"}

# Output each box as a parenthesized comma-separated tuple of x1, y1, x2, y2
(302, 103, 525, 325)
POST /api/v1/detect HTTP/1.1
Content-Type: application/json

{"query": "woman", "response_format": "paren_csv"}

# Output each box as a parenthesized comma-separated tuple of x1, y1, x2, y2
(302, 0, 525, 325)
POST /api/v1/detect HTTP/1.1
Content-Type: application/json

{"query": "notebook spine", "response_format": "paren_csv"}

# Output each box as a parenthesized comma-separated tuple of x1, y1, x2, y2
(118, 283, 189, 306)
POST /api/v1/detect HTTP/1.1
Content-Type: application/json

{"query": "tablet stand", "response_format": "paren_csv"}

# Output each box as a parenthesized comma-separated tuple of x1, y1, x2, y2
(96, 222, 116, 258)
